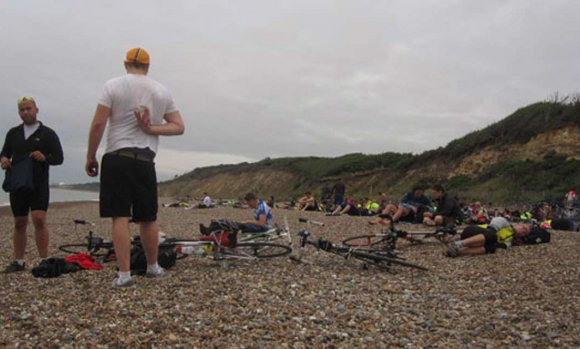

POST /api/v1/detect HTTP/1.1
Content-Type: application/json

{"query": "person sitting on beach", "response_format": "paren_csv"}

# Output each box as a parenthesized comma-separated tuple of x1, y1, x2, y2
(200, 193, 272, 234)
(378, 192, 388, 213)
(423, 185, 462, 227)
(330, 199, 361, 216)
(445, 217, 531, 257)
(197, 192, 214, 208)
(297, 191, 317, 211)
(369, 186, 431, 225)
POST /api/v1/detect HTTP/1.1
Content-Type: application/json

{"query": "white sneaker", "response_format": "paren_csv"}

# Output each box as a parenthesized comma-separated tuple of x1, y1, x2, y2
(111, 277, 135, 288)
(145, 268, 168, 279)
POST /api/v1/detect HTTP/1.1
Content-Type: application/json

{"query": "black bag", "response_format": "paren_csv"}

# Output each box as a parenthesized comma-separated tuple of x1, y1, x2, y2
(31, 258, 81, 278)
(414, 205, 429, 224)
(522, 227, 551, 245)
(130, 244, 177, 275)
(209, 219, 241, 233)
(3, 157, 35, 193)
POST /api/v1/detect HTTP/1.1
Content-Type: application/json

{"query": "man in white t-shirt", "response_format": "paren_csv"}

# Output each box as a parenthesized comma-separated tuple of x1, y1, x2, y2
(85, 48, 185, 287)
(199, 192, 213, 208)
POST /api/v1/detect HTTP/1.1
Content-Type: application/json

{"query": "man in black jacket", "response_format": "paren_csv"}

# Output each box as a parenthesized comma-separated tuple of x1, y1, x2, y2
(423, 185, 462, 227)
(0, 97, 63, 273)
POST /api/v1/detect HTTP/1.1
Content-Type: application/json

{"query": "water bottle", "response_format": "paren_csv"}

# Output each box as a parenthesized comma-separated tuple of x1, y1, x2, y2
(177, 246, 205, 255)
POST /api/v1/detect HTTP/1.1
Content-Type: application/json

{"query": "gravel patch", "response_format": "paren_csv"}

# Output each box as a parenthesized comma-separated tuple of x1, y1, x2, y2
(1, 203, 579, 348)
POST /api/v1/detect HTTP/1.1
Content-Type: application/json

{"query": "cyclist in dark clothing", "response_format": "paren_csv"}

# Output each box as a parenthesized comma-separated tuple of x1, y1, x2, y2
(1, 97, 63, 273)
(423, 185, 462, 226)
(331, 178, 346, 206)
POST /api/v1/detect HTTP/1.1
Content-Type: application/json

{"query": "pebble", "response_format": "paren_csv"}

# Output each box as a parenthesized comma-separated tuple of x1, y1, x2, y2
(0, 204, 578, 348)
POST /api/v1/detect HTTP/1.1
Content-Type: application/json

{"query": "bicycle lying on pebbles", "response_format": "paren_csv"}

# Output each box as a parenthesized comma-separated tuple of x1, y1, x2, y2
(290, 218, 428, 271)
(59, 219, 292, 263)
(343, 215, 459, 249)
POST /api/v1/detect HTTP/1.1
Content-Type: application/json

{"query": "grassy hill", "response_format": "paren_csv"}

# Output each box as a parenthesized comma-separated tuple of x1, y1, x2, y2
(157, 98, 580, 203)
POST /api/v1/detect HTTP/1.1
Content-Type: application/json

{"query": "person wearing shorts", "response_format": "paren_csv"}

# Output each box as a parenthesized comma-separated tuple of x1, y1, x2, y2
(1, 97, 63, 273)
(86, 48, 185, 287)
(445, 217, 531, 257)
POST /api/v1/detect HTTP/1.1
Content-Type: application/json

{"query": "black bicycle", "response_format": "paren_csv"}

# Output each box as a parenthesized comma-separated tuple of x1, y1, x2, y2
(343, 215, 459, 249)
(291, 219, 427, 271)
(59, 219, 292, 262)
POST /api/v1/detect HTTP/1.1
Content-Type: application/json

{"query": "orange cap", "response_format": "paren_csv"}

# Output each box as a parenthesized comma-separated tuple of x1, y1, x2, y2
(125, 48, 150, 64)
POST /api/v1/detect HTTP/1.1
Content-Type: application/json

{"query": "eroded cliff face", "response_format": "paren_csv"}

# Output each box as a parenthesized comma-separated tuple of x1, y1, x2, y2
(159, 169, 299, 198)
(449, 126, 580, 178)
(159, 126, 580, 199)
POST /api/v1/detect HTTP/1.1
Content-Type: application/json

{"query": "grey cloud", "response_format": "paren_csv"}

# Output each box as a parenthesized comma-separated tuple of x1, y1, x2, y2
(1, 0, 579, 184)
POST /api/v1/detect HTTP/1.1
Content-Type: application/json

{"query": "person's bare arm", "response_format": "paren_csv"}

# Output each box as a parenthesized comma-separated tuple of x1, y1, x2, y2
(86, 104, 110, 177)
(135, 109, 185, 136)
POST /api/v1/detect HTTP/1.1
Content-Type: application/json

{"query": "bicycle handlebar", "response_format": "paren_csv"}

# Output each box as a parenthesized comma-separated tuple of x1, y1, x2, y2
(73, 219, 95, 226)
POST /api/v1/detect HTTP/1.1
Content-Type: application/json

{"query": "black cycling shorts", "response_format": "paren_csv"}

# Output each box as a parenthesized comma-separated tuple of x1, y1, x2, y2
(99, 153, 158, 222)
(9, 180, 49, 217)
(461, 225, 497, 254)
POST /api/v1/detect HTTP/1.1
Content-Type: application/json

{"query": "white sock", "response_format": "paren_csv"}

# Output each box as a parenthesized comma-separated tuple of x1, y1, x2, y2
(118, 271, 132, 283)
(16, 259, 25, 266)
(147, 263, 162, 275)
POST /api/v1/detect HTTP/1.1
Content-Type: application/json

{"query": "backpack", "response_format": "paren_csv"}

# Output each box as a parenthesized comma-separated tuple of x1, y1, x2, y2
(208, 219, 241, 233)
(130, 244, 177, 275)
(522, 227, 551, 245)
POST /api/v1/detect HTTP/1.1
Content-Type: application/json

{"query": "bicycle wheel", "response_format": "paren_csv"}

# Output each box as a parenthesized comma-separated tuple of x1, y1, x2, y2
(342, 234, 393, 249)
(58, 243, 110, 257)
(351, 250, 428, 271)
(223, 242, 292, 259)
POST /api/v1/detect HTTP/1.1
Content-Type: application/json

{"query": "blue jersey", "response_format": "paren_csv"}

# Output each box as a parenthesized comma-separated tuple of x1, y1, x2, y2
(254, 200, 272, 228)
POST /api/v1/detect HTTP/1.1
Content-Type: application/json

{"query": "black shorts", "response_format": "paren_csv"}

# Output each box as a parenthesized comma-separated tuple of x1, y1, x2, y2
(9, 180, 49, 217)
(461, 225, 497, 254)
(100, 153, 158, 222)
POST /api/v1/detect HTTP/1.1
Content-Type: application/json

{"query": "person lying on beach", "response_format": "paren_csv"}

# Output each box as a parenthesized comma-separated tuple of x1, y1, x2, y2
(162, 198, 191, 208)
(445, 217, 531, 257)
(200, 193, 272, 234)
(330, 199, 361, 216)
(423, 185, 462, 227)
(297, 191, 317, 211)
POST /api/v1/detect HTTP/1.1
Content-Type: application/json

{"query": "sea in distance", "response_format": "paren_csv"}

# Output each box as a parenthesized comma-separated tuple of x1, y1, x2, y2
(0, 188, 99, 207)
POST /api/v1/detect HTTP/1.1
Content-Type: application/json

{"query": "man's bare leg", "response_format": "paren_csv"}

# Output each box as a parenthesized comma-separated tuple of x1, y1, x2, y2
(13, 216, 28, 260)
(139, 221, 159, 266)
(392, 206, 409, 222)
(112, 217, 132, 272)
(459, 246, 486, 255)
(31, 211, 49, 259)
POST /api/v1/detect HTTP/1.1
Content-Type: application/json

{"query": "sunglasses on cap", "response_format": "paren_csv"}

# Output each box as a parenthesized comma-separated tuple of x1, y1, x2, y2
(18, 96, 35, 104)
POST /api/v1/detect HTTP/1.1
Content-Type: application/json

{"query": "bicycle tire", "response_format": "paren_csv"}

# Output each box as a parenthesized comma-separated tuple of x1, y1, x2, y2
(58, 243, 110, 256)
(342, 234, 393, 249)
(350, 250, 428, 271)
(222, 242, 292, 259)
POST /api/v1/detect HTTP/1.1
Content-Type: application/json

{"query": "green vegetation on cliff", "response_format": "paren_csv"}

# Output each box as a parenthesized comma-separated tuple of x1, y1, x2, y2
(159, 98, 580, 203)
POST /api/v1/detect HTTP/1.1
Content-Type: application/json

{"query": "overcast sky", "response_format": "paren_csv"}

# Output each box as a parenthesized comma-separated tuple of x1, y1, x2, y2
(1, 0, 579, 184)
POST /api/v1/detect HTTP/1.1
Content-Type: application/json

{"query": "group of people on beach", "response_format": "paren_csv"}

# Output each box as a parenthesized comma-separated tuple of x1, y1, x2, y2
(269, 180, 560, 258)
(0, 47, 564, 287)
(2, 48, 184, 287)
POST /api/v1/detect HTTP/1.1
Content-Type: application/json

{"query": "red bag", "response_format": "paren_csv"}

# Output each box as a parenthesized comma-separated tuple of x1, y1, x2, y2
(198, 231, 237, 248)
